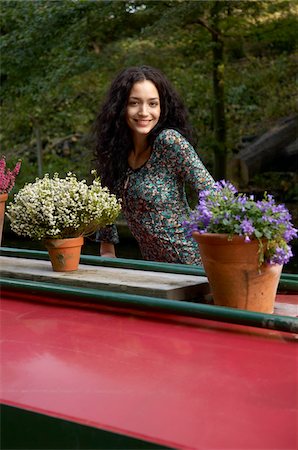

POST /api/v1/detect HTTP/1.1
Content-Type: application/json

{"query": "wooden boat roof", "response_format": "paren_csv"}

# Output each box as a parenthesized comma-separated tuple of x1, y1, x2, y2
(1, 248, 298, 449)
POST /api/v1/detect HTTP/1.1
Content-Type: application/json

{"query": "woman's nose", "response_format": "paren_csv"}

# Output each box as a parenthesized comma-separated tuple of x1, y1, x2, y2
(138, 103, 148, 115)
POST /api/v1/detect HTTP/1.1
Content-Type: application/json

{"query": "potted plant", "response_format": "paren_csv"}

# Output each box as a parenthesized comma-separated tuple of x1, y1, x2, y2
(183, 180, 297, 313)
(6, 171, 121, 272)
(0, 156, 21, 246)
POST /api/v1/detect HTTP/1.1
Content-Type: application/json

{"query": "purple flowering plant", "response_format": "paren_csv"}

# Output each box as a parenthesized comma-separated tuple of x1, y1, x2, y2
(0, 156, 21, 194)
(183, 180, 297, 266)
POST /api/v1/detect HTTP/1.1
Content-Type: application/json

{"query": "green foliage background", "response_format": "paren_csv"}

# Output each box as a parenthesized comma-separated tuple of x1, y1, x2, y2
(1, 0, 297, 191)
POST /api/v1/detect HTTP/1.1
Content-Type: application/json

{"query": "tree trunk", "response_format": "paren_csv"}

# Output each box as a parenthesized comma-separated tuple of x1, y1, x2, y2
(211, 3, 227, 180)
(33, 123, 43, 177)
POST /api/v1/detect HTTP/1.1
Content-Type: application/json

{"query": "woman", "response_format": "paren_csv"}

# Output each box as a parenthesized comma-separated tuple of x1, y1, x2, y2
(93, 65, 214, 264)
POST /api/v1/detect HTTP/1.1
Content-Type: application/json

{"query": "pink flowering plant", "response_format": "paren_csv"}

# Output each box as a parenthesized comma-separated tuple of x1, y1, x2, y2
(0, 156, 21, 194)
(183, 180, 297, 266)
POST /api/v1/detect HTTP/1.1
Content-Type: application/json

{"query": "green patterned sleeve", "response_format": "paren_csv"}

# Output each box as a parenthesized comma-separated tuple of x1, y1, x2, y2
(95, 224, 119, 245)
(156, 129, 215, 191)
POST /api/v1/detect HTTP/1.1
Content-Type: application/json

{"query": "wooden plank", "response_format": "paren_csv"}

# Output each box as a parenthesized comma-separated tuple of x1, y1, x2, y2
(274, 295, 298, 318)
(0, 256, 209, 301)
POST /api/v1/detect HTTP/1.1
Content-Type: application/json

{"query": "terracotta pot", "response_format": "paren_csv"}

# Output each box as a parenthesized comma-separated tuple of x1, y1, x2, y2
(0, 193, 8, 246)
(192, 232, 282, 314)
(44, 236, 84, 272)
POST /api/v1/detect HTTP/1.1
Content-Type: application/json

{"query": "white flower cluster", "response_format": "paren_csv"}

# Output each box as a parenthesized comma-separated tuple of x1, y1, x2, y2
(6, 172, 121, 240)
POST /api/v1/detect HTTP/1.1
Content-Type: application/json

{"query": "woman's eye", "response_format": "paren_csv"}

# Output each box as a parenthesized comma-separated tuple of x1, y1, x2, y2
(129, 101, 138, 106)
(150, 103, 158, 107)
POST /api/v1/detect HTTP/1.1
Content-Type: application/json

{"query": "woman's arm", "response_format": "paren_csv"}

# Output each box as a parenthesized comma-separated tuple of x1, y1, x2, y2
(155, 129, 215, 191)
(100, 242, 116, 258)
(95, 225, 119, 257)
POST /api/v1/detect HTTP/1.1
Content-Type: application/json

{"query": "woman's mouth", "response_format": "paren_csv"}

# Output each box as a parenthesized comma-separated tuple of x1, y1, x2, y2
(135, 119, 151, 126)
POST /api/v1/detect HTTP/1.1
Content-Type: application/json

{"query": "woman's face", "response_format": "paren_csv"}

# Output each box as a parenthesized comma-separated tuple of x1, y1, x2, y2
(126, 80, 161, 138)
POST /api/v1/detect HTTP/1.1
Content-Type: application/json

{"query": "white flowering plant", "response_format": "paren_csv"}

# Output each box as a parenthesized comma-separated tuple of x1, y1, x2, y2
(6, 171, 121, 240)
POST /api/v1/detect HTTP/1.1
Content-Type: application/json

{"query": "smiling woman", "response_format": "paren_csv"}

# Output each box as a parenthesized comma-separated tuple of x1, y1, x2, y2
(126, 80, 161, 169)
(92, 65, 215, 265)
(126, 81, 161, 133)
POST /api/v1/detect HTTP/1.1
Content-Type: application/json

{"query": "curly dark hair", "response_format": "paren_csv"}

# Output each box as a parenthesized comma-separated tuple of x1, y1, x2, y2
(92, 65, 194, 193)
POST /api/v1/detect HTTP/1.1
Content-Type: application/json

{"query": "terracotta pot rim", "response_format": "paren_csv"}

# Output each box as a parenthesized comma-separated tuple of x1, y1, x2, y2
(192, 232, 262, 244)
(44, 236, 84, 249)
(0, 193, 9, 201)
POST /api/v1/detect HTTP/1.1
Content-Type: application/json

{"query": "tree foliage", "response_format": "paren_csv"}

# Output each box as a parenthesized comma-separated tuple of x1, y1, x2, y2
(1, 0, 297, 182)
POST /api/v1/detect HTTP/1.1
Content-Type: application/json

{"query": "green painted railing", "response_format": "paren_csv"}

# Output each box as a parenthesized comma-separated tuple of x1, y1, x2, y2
(2, 276, 298, 334)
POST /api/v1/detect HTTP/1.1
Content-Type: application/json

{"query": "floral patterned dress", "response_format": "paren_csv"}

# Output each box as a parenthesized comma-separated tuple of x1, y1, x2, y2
(97, 128, 214, 265)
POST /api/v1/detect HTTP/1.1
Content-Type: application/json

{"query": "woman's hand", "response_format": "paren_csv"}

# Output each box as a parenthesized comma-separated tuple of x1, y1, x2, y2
(100, 242, 116, 258)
